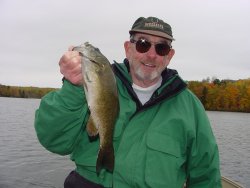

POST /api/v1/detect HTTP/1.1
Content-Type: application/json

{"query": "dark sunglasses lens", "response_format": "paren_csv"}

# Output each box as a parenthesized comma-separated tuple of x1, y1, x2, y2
(136, 39, 151, 53)
(155, 43, 171, 56)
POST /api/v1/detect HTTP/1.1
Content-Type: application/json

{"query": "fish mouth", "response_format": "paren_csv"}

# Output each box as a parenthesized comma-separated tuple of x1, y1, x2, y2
(82, 55, 102, 66)
(89, 59, 99, 65)
(76, 51, 99, 65)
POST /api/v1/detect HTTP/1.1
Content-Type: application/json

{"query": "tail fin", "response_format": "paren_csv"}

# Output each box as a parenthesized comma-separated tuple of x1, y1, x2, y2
(96, 146, 114, 175)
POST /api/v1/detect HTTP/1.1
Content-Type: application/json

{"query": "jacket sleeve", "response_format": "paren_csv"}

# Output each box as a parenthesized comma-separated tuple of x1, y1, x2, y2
(34, 79, 89, 155)
(187, 101, 222, 188)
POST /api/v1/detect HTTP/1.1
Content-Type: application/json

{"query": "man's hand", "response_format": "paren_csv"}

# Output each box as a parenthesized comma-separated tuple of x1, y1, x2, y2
(59, 46, 83, 85)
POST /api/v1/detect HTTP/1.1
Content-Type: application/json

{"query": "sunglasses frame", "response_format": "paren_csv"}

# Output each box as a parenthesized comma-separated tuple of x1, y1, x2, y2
(130, 38, 172, 56)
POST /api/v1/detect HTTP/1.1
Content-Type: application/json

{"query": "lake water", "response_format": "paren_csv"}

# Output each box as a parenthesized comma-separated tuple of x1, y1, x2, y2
(0, 97, 249, 187)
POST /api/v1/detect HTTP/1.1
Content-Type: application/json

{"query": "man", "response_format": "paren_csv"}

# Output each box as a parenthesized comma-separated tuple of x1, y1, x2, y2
(35, 16, 222, 188)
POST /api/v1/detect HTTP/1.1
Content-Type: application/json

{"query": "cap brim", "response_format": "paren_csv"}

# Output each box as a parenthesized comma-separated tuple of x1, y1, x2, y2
(129, 29, 175, 40)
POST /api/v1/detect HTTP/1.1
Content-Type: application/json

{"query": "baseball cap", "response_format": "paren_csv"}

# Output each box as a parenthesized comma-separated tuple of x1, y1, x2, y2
(129, 17, 175, 41)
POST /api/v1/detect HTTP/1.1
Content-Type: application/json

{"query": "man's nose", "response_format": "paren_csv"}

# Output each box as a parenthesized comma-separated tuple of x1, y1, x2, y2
(146, 45, 157, 59)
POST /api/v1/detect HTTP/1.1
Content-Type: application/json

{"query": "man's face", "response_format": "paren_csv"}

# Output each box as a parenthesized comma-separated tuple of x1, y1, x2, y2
(124, 33, 175, 87)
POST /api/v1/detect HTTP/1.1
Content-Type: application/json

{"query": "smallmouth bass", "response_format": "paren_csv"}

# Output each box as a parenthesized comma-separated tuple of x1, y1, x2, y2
(73, 42, 119, 174)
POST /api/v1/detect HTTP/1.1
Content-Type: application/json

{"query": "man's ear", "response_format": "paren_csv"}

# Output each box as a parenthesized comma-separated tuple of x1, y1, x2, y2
(164, 49, 175, 67)
(167, 49, 175, 61)
(124, 41, 131, 59)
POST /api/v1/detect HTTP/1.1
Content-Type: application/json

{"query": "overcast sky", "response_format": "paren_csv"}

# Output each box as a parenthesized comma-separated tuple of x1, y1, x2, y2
(1, 0, 250, 88)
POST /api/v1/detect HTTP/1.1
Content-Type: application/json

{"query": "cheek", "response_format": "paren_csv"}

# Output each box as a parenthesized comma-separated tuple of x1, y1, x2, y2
(128, 50, 143, 62)
(162, 56, 171, 67)
(126, 43, 140, 59)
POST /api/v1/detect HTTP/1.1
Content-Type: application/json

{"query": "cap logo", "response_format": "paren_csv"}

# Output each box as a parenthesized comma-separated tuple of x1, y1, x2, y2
(144, 22, 164, 30)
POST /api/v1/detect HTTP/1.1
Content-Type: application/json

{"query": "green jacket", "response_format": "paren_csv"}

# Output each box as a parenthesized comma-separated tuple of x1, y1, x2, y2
(35, 60, 221, 188)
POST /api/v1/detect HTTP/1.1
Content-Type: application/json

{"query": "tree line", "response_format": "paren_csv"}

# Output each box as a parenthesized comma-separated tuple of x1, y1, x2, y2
(1, 78, 250, 112)
(0, 84, 57, 99)
(188, 78, 250, 113)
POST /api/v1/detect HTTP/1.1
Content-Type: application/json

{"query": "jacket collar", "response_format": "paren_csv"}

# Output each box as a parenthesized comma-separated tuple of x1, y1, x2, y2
(112, 58, 187, 108)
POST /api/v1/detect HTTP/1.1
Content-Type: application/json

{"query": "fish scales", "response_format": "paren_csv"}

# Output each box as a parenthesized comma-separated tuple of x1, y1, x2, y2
(73, 42, 119, 174)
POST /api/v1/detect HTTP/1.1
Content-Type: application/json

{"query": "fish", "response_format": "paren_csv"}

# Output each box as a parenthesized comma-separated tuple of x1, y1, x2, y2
(73, 42, 119, 174)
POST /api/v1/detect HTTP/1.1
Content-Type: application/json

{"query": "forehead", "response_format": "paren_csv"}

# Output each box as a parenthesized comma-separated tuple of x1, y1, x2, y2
(133, 33, 170, 43)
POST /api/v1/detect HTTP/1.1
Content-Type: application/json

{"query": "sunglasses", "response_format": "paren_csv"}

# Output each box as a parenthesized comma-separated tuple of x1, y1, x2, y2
(130, 38, 171, 56)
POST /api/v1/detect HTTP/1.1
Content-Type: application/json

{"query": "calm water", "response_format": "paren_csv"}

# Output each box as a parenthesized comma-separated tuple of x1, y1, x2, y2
(0, 97, 249, 187)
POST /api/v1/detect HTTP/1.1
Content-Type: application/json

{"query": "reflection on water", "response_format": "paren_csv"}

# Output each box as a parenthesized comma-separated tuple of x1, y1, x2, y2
(0, 97, 249, 187)
(0, 97, 74, 188)
(208, 111, 250, 187)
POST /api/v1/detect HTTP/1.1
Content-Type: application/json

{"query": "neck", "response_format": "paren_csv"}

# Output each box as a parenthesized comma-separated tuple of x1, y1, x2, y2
(132, 77, 162, 104)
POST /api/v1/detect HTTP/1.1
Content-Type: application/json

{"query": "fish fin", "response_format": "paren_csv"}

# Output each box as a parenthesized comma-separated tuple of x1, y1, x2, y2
(96, 146, 114, 175)
(86, 116, 99, 137)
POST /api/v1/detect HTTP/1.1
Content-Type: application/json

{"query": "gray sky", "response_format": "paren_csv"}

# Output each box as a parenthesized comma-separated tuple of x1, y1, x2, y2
(1, 0, 250, 88)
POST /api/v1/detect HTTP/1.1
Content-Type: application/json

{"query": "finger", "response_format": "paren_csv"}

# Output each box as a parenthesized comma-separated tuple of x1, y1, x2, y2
(59, 51, 80, 66)
(60, 57, 82, 76)
(69, 61, 82, 74)
(64, 68, 83, 85)
(72, 73, 84, 85)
